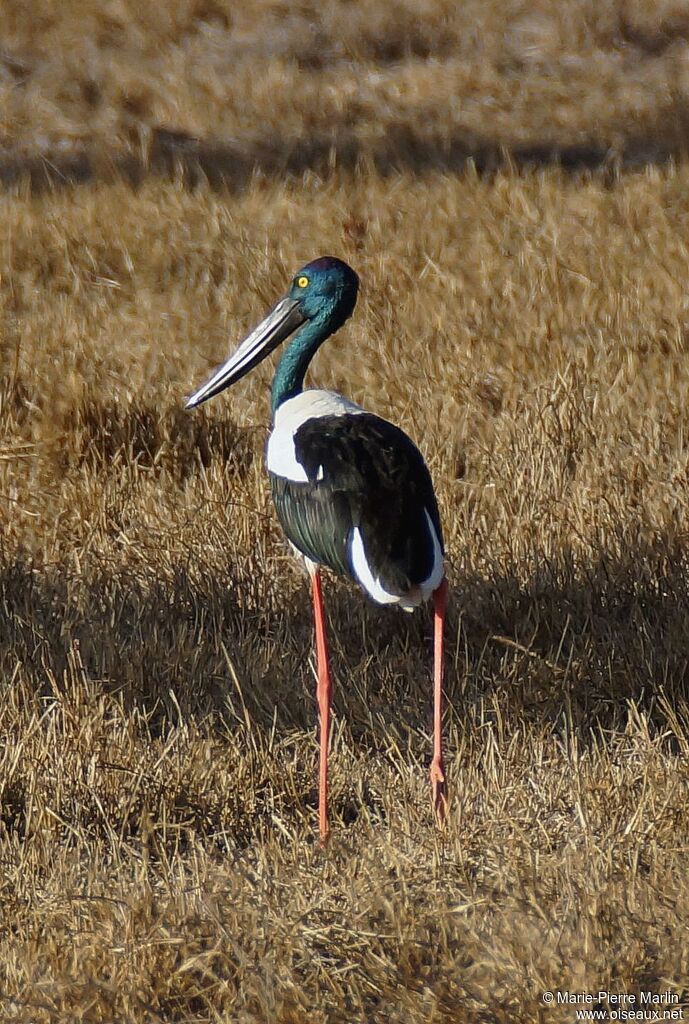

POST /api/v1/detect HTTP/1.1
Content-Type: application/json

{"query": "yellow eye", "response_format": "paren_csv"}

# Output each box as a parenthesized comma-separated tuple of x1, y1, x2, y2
(297, 276, 309, 288)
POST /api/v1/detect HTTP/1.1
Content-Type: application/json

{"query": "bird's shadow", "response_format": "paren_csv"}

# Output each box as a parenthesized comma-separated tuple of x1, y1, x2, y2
(2, 532, 688, 748)
(3, 535, 689, 846)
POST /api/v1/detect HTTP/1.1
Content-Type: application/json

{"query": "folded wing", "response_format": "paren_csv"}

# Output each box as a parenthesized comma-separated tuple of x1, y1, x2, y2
(269, 412, 443, 603)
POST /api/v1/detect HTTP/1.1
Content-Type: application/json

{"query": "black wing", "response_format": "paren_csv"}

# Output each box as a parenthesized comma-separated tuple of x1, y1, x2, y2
(269, 413, 443, 595)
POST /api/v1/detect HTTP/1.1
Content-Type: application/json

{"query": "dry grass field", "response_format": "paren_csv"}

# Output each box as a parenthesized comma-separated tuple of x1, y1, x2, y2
(3, 1, 689, 1021)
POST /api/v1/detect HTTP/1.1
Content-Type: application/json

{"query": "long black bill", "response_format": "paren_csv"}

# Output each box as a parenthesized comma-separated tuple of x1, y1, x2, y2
(185, 296, 306, 409)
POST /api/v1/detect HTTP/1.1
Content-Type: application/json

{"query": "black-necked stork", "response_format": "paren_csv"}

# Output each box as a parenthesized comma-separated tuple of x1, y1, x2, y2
(186, 257, 448, 840)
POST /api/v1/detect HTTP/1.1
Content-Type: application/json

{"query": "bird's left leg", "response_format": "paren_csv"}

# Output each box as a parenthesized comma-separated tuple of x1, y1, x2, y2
(311, 568, 332, 842)
(430, 577, 448, 825)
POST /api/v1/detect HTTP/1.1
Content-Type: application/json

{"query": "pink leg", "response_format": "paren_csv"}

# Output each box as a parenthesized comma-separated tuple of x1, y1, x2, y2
(430, 577, 448, 825)
(312, 569, 332, 842)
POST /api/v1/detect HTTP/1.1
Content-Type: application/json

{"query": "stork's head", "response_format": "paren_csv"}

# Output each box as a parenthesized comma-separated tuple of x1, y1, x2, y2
(185, 256, 359, 410)
(286, 256, 359, 330)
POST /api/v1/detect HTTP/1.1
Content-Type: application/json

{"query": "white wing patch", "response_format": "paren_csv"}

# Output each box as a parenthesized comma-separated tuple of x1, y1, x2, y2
(266, 389, 366, 483)
(349, 528, 401, 606)
(421, 509, 445, 598)
(350, 509, 445, 611)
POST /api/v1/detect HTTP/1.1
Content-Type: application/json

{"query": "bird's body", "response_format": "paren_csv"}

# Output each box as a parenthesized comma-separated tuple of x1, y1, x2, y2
(186, 256, 448, 839)
(267, 388, 444, 611)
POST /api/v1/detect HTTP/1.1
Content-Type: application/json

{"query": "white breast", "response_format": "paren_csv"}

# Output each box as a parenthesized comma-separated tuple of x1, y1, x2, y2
(266, 389, 366, 482)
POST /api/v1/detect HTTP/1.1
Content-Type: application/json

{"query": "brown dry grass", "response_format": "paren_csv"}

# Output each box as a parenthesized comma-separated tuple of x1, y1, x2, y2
(2, 2, 689, 1021)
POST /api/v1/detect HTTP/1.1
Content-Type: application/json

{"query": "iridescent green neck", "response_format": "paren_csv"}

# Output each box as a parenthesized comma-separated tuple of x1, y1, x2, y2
(271, 319, 330, 415)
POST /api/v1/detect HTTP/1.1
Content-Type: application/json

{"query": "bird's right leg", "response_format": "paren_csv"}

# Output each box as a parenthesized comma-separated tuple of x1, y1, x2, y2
(311, 568, 332, 842)
(430, 577, 448, 825)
